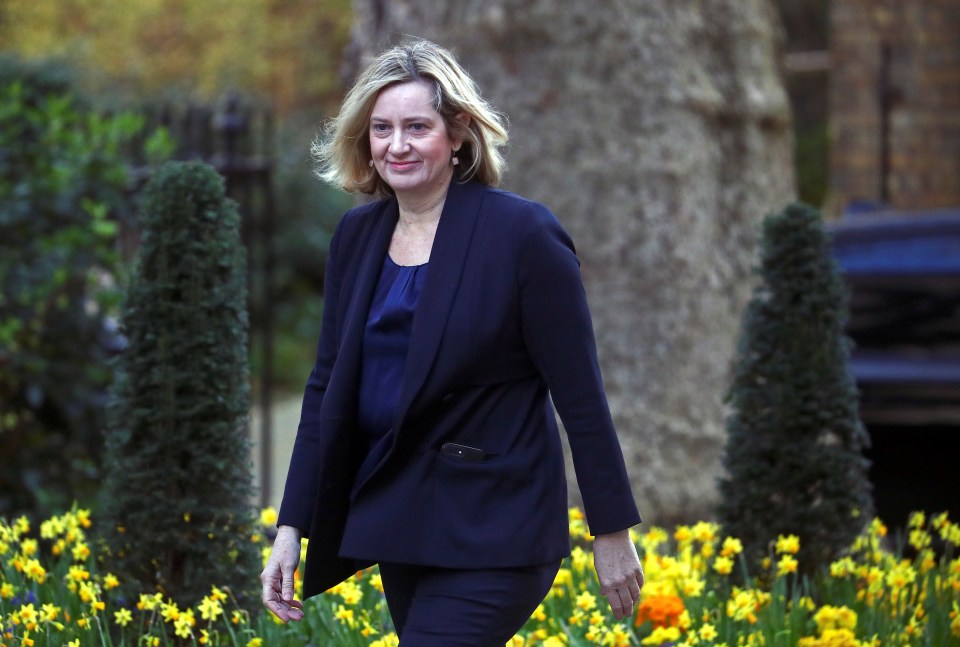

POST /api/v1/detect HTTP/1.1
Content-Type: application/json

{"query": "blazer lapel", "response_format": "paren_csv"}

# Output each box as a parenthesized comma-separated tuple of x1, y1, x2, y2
(331, 198, 398, 405)
(392, 180, 484, 430)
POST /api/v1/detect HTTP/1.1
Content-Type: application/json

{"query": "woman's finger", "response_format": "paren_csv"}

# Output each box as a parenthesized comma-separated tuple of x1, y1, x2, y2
(602, 587, 625, 620)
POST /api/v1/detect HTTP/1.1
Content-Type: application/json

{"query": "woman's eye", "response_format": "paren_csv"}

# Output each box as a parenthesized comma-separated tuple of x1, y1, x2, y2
(409, 123, 426, 132)
(372, 123, 390, 133)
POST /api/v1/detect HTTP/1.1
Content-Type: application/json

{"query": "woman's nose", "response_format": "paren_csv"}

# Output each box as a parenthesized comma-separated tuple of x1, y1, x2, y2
(389, 130, 408, 154)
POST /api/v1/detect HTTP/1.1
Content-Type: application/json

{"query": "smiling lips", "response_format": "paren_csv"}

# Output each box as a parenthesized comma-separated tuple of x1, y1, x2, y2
(387, 160, 420, 171)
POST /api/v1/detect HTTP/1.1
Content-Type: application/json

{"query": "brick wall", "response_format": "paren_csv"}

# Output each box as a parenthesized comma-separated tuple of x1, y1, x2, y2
(830, 0, 960, 212)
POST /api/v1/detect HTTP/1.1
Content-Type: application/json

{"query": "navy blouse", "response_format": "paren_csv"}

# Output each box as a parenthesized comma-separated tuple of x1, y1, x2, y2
(357, 254, 428, 447)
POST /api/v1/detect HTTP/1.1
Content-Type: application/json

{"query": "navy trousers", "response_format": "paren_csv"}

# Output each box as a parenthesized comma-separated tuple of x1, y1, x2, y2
(378, 560, 561, 646)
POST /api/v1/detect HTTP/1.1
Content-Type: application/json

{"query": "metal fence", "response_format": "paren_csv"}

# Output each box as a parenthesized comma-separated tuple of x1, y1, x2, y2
(123, 93, 278, 508)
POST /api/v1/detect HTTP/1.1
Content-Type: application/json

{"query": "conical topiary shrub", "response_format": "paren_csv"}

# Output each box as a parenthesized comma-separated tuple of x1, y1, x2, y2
(717, 202, 874, 577)
(100, 160, 259, 606)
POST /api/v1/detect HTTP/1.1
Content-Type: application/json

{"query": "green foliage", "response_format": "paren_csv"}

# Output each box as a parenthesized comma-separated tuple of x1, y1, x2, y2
(795, 120, 828, 210)
(0, 0, 353, 116)
(4, 506, 960, 645)
(0, 55, 145, 519)
(717, 202, 874, 577)
(100, 160, 260, 608)
(260, 124, 352, 394)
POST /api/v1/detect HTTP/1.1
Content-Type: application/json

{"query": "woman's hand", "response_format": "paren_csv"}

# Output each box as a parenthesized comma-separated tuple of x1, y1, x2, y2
(593, 529, 644, 621)
(260, 525, 305, 622)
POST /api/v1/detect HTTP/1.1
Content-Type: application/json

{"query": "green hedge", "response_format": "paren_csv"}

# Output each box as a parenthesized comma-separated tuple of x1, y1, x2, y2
(0, 55, 144, 519)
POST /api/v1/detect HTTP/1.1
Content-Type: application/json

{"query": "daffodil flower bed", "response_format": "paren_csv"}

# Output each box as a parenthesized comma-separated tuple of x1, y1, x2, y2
(2, 505, 959, 646)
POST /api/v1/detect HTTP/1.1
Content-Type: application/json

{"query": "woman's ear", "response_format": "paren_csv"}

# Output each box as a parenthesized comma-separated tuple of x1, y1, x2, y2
(452, 112, 471, 151)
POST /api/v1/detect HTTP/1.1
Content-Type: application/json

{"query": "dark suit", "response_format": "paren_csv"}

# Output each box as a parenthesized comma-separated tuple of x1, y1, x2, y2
(277, 179, 640, 598)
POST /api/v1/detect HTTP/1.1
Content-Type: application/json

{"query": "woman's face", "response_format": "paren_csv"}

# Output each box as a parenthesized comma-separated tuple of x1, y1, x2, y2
(369, 80, 460, 201)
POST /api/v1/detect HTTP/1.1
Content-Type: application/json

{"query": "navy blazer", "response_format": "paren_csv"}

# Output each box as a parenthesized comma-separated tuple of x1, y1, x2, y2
(277, 178, 641, 598)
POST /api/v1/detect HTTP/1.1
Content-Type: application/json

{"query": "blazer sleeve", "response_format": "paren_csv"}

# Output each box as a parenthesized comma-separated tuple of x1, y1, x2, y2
(276, 215, 347, 533)
(515, 207, 641, 535)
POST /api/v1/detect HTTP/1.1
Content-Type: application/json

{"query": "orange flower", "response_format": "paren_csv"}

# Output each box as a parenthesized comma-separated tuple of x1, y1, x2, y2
(634, 594, 686, 628)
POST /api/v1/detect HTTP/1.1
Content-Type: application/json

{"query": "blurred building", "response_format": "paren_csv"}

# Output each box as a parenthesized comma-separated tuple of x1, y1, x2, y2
(830, 1, 960, 209)
(788, 0, 960, 530)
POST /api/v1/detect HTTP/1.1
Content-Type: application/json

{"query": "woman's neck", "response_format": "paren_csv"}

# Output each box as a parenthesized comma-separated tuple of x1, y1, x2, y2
(390, 181, 451, 266)
(397, 196, 444, 228)
(395, 175, 452, 227)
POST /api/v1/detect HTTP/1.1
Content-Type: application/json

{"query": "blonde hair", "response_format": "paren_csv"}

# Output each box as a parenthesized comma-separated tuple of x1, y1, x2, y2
(312, 39, 509, 196)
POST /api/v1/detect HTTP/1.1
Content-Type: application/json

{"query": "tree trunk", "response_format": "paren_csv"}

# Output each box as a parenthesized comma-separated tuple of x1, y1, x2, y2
(346, 0, 796, 526)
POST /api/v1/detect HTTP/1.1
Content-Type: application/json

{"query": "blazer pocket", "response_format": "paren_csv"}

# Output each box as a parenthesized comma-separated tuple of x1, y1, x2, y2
(439, 442, 488, 462)
(433, 447, 539, 540)
(434, 446, 533, 491)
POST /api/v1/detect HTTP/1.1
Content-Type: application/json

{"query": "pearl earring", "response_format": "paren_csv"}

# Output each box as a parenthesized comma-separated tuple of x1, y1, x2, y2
(368, 159, 374, 167)
(451, 155, 459, 166)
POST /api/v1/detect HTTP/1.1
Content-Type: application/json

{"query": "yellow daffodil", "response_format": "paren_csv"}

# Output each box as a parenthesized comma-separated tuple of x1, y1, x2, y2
(67, 564, 90, 583)
(161, 602, 180, 623)
(24, 558, 46, 583)
(41, 602, 60, 621)
(775, 534, 801, 555)
(114, 608, 133, 627)
(714, 555, 734, 575)
(571, 546, 591, 573)
(198, 595, 223, 621)
(75, 509, 92, 528)
(369, 634, 399, 647)
(641, 625, 681, 645)
(71, 541, 91, 561)
(569, 508, 592, 541)
(812, 605, 858, 633)
(333, 604, 355, 627)
(700, 622, 719, 640)
(4, 505, 960, 646)
(260, 507, 279, 526)
(20, 538, 38, 556)
(333, 578, 362, 605)
(18, 603, 39, 631)
(777, 554, 799, 576)
(681, 576, 706, 597)
(174, 608, 196, 638)
(137, 593, 163, 611)
(576, 590, 597, 611)
(532, 603, 546, 621)
(692, 521, 718, 544)
(720, 536, 743, 557)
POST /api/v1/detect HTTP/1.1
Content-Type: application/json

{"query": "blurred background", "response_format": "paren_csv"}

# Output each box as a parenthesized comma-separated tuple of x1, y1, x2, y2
(1, 0, 957, 532)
